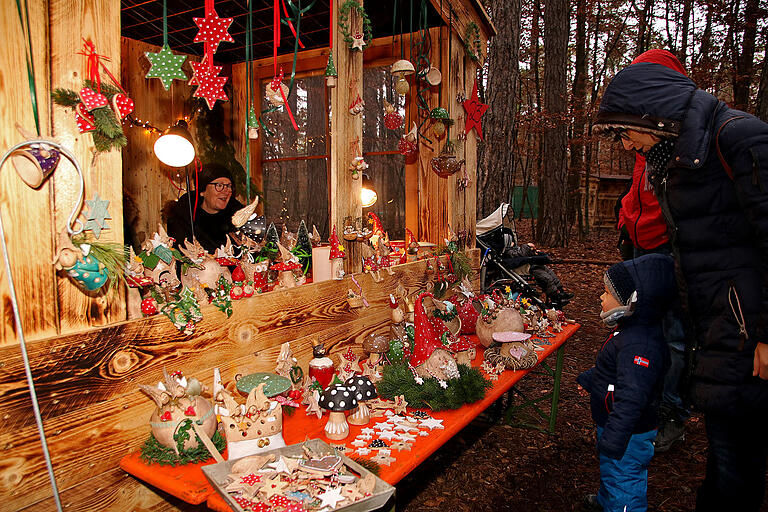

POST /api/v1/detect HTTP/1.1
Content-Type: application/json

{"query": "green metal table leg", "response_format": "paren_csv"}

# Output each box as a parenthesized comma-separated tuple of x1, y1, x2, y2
(547, 344, 565, 434)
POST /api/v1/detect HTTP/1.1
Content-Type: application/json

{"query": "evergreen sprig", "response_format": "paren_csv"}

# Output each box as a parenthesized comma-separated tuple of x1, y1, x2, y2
(139, 429, 226, 466)
(377, 363, 492, 410)
(51, 88, 81, 108)
(51, 83, 127, 154)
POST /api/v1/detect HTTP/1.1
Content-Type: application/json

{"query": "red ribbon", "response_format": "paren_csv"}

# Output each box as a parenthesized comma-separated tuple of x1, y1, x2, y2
(77, 39, 108, 93)
(281, 0, 305, 49)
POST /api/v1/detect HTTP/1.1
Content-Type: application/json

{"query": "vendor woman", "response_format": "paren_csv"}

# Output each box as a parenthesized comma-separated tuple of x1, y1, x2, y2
(166, 163, 244, 254)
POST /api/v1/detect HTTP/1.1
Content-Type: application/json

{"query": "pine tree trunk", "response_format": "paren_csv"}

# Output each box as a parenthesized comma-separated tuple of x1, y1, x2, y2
(536, 0, 569, 246)
(568, 0, 587, 235)
(756, 28, 768, 122)
(731, 0, 760, 111)
(477, 0, 522, 219)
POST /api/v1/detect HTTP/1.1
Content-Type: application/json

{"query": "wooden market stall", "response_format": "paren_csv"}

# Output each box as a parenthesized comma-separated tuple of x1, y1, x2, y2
(0, 0, 495, 510)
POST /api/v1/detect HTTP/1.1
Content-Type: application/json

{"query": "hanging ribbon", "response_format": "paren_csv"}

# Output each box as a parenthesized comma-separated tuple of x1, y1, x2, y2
(15, 0, 40, 136)
(281, 0, 305, 48)
(78, 39, 107, 93)
(192, 158, 202, 221)
(245, 0, 253, 202)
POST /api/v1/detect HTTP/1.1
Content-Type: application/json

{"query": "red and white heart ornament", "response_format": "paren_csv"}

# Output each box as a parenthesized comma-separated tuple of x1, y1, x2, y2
(112, 93, 134, 119)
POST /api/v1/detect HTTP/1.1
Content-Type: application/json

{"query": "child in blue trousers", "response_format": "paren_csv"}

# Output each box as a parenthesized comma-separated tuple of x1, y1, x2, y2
(577, 254, 677, 512)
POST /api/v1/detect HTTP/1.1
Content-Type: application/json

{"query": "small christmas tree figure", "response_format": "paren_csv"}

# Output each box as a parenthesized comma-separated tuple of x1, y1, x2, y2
(265, 222, 280, 246)
(295, 220, 312, 270)
(325, 54, 338, 88)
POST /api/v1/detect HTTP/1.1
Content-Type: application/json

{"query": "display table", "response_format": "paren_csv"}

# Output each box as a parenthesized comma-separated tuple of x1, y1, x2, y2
(119, 323, 579, 511)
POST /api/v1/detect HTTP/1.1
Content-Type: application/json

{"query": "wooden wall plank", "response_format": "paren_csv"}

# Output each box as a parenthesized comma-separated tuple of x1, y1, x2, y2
(0, 254, 478, 510)
(121, 37, 200, 250)
(49, 0, 126, 332)
(230, 61, 263, 209)
(18, 468, 186, 512)
(449, 32, 478, 248)
(427, 0, 496, 46)
(417, 28, 452, 245)
(0, 0, 58, 345)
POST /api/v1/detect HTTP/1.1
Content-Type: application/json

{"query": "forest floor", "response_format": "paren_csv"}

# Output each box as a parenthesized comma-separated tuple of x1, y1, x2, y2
(396, 222, 729, 512)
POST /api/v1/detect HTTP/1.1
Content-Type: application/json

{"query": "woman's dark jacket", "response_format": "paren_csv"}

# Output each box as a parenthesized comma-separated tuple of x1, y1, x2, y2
(578, 254, 675, 459)
(595, 63, 768, 415)
(166, 191, 244, 254)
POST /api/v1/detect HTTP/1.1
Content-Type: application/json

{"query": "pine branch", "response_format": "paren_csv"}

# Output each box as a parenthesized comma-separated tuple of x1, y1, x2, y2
(92, 106, 122, 138)
(84, 80, 122, 100)
(51, 88, 80, 108)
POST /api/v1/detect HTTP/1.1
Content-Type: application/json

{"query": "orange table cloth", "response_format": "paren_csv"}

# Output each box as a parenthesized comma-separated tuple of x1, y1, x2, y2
(206, 323, 579, 512)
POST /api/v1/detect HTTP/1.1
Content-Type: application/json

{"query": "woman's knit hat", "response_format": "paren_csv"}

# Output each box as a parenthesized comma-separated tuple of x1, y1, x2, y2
(197, 163, 234, 194)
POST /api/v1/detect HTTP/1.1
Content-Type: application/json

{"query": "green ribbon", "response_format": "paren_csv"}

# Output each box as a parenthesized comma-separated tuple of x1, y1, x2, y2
(16, 0, 40, 136)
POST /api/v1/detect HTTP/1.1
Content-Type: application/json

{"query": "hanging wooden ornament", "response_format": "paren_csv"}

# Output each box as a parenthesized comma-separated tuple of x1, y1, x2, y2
(383, 101, 403, 130)
(266, 77, 290, 107)
(146, 0, 187, 90)
(348, 137, 367, 179)
(325, 53, 338, 88)
(463, 80, 489, 141)
(398, 122, 419, 160)
(193, 0, 234, 52)
(338, 0, 372, 51)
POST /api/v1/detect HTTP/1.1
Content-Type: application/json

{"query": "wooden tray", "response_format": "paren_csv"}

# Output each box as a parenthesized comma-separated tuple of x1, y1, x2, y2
(202, 439, 395, 512)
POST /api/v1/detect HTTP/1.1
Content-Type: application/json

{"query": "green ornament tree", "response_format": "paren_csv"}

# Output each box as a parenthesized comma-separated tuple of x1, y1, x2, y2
(294, 220, 312, 270)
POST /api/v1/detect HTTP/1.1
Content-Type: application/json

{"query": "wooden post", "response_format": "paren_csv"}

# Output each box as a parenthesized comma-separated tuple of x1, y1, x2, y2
(49, 0, 126, 332)
(330, 1, 363, 274)
(0, 0, 58, 345)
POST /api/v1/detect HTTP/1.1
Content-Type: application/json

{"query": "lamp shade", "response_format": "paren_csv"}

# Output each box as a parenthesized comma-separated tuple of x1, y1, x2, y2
(361, 173, 377, 208)
(154, 120, 195, 167)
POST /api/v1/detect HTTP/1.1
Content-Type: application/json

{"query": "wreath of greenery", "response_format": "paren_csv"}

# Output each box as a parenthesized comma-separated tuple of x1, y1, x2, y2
(464, 22, 483, 64)
(377, 363, 492, 410)
(338, 0, 373, 51)
(140, 420, 226, 466)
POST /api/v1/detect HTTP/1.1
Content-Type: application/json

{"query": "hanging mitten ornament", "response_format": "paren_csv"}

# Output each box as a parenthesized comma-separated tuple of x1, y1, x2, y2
(75, 104, 96, 133)
(112, 93, 135, 119)
(78, 87, 108, 111)
(383, 101, 403, 130)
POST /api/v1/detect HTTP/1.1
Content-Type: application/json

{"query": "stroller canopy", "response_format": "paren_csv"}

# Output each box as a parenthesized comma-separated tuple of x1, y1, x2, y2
(476, 203, 510, 235)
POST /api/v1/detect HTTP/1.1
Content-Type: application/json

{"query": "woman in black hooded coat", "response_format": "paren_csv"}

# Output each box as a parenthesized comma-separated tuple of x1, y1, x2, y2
(593, 62, 768, 512)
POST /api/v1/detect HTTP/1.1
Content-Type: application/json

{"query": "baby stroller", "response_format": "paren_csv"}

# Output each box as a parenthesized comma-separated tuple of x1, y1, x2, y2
(476, 203, 571, 309)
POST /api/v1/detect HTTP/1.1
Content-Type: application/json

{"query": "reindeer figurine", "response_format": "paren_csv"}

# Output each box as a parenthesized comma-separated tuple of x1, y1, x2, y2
(178, 238, 232, 303)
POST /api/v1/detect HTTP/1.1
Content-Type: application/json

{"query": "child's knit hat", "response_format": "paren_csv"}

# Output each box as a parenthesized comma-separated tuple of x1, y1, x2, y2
(604, 263, 636, 305)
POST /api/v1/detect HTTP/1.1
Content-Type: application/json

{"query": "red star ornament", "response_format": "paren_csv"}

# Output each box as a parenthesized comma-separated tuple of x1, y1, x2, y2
(189, 59, 222, 86)
(193, 9, 234, 53)
(194, 72, 229, 109)
(462, 80, 489, 141)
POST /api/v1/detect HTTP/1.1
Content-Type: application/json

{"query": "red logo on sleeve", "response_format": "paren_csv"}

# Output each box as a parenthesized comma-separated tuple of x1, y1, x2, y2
(634, 355, 650, 368)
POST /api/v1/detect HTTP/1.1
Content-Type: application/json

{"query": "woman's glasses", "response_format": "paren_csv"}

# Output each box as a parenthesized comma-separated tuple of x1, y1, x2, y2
(209, 181, 233, 192)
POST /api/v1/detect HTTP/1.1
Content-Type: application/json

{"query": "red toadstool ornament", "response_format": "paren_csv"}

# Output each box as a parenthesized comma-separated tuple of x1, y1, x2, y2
(141, 297, 158, 316)
(271, 242, 302, 290)
(328, 226, 346, 280)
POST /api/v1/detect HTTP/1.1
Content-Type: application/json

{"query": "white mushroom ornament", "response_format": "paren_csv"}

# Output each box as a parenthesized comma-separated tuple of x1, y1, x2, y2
(318, 383, 358, 440)
(345, 375, 378, 426)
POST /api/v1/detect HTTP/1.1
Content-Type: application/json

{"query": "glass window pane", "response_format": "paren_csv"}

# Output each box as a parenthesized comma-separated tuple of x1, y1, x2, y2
(362, 67, 407, 153)
(262, 159, 329, 239)
(362, 153, 405, 240)
(262, 76, 328, 159)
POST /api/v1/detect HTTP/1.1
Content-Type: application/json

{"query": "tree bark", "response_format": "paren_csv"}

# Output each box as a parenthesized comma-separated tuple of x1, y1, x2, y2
(731, 0, 760, 111)
(568, 0, 587, 235)
(536, 0, 570, 246)
(477, 0, 523, 219)
(756, 28, 768, 122)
